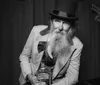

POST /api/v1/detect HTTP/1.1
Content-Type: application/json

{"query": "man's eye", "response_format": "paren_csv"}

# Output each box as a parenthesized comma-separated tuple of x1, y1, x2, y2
(64, 21, 70, 25)
(54, 19, 60, 22)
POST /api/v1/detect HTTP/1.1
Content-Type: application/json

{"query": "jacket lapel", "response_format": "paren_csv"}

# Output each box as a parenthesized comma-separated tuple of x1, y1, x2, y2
(52, 46, 75, 79)
(31, 30, 49, 74)
(53, 56, 70, 79)
(40, 27, 50, 36)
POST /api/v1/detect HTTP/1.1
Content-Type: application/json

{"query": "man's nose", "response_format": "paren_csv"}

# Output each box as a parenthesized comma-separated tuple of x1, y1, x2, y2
(58, 23, 63, 31)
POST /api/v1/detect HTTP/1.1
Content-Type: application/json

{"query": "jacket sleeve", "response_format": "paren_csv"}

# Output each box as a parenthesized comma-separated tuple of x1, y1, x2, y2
(52, 43, 83, 85)
(19, 27, 35, 78)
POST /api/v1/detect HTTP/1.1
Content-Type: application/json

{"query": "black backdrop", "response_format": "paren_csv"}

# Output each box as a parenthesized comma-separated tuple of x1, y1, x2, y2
(0, 0, 100, 85)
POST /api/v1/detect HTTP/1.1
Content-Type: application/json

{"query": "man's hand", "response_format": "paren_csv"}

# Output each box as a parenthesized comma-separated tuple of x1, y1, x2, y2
(27, 74, 46, 85)
(34, 82, 46, 85)
(27, 74, 39, 84)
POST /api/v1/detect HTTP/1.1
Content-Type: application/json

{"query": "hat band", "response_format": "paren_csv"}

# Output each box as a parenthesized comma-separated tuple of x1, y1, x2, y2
(58, 11, 75, 18)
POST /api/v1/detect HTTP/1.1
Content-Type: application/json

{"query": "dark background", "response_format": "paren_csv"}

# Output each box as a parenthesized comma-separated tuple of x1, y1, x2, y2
(0, 0, 100, 85)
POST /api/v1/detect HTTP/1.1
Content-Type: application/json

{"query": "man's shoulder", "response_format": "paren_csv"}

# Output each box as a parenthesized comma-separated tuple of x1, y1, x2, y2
(32, 25, 48, 33)
(73, 36, 83, 50)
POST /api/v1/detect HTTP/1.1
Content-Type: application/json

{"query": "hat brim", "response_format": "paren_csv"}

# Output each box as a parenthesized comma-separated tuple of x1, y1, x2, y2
(49, 12, 78, 21)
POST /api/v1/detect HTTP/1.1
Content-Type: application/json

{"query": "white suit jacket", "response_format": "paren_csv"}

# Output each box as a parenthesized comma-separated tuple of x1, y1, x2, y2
(19, 25, 83, 85)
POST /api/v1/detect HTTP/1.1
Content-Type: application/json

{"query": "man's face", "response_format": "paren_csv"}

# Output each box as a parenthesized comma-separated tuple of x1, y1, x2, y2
(51, 18, 70, 33)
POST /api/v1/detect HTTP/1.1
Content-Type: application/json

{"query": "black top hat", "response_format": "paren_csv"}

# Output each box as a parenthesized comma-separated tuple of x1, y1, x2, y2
(49, 0, 79, 21)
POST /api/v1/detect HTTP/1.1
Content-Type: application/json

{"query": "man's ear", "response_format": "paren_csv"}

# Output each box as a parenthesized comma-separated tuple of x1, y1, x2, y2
(49, 20, 55, 32)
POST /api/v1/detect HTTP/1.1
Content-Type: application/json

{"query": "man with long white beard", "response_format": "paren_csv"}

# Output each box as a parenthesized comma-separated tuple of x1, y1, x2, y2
(47, 21, 72, 59)
(19, 0, 83, 85)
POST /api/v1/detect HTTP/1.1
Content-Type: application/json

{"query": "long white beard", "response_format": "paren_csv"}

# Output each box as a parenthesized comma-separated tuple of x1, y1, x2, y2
(46, 30, 71, 58)
(46, 31, 57, 58)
